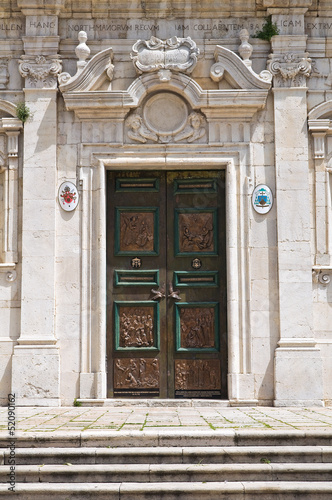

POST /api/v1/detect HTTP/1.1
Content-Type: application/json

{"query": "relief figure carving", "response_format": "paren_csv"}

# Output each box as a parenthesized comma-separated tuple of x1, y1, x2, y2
(175, 360, 220, 390)
(180, 307, 215, 348)
(179, 212, 214, 252)
(114, 358, 159, 388)
(126, 113, 158, 143)
(120, 212, 154, 251)
(119, 306, 154, 347)
(174, 112, 206, 143)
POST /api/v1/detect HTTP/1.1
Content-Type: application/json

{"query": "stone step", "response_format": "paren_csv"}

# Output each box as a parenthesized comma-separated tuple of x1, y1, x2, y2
(2, 462, 332, 483)
(1, 481, 332, 499)
(2, 429, 332, 448)
(4, 445, 332, 465)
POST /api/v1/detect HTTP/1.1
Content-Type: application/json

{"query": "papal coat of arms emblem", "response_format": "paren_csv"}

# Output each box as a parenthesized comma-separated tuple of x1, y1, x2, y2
(58, 181, 79, 211)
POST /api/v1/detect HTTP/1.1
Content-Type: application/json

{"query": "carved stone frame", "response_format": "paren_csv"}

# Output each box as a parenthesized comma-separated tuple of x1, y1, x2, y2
(78, 148, 252, 405)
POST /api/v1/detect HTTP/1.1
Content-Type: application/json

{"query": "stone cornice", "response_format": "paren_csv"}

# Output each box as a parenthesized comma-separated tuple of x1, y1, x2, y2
(61, 73, 269, 121)
(17, 0, 66, 15)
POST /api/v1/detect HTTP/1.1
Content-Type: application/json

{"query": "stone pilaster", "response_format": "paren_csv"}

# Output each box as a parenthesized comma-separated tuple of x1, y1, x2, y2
(269, 31, 324, 406)
(11, 12, 62, 406)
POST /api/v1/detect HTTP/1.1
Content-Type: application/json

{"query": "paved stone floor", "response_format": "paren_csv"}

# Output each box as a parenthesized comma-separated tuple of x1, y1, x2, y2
(0, 405, 332, 432)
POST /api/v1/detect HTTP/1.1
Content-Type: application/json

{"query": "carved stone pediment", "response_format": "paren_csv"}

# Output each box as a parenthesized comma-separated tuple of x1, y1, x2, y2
(210, 46, 271, 90)
(131, 36, 199, 75)
(59, 47, 114, 92)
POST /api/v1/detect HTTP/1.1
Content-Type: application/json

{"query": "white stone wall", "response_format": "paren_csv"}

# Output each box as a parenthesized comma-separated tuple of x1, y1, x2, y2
(0, 0, 331, 405)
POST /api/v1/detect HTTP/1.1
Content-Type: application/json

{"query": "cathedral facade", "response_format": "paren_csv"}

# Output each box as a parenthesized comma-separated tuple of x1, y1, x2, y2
(0, 0, 331, 406)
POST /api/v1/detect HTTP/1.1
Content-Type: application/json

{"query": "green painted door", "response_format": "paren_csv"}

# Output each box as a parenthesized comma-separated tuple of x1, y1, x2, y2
(107, 170, 227, 399)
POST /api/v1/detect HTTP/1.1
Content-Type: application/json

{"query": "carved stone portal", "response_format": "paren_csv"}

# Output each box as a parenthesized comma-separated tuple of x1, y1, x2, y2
(175, 360, 220, 390)
(114, 358, 159, 388)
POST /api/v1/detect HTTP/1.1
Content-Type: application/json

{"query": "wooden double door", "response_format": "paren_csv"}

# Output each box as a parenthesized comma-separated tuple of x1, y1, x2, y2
(107, 170, 227, 399)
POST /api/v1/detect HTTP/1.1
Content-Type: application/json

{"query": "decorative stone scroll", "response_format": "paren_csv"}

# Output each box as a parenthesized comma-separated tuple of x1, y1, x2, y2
(131, 36, 199, 76)
(267, 52, 312, 88)
(18, 55, 62, 88)
(312, 268, 332, 286)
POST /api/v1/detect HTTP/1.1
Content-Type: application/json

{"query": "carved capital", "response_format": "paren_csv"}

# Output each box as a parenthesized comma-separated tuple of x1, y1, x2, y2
(267, 52, 311, 87)
(131, 36, 199, 75)
(18, 54, 62, 88)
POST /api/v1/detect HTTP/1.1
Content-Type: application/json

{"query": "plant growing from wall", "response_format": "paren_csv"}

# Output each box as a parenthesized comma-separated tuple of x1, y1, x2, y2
(253, 16, 279, 41)
(16, 101, 31, 123)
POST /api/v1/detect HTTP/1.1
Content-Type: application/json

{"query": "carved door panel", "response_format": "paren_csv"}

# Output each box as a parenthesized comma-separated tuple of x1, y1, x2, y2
(107, 170, 227, 399)
(166, 171, 227, 399)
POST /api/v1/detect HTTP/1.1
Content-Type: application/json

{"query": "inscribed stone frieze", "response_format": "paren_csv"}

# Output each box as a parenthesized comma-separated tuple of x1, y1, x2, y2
(58, 17, 332, 40)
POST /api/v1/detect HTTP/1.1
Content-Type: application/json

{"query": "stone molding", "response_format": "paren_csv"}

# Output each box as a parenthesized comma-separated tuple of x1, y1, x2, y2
(17, 0, 66, 15)
(131, 36, 199, 75)
(0, 115, 22, 264)
(308, 101, 332, 160)
(61, 71, 269, 121)
(19, 54, 62, 88)
(267, 52, 312, 87)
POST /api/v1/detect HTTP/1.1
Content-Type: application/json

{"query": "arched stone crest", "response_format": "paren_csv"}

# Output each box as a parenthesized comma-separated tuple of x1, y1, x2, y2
(125, 92, 207, 144)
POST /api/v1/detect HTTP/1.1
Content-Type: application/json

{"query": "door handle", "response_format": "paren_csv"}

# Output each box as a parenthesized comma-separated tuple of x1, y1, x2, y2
(150, 284, 165, 301)
(168, 283, 182, 301)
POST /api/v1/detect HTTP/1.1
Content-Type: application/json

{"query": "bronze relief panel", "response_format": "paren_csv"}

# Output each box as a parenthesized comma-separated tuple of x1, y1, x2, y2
(175, 210, 217, 255)
(115, 208, 159, 255)
(179, 307, 215, 349)
(119, 306, 154, 348)
(114, 358, 159, 389)
(174, 359, 221, 391)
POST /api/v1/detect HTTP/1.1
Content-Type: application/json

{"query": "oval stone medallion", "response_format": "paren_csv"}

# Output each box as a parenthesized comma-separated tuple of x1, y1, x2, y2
(144, 93, 188, 135)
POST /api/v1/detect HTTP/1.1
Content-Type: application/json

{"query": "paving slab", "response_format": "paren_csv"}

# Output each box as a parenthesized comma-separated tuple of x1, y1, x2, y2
(0, 405, 331, 433)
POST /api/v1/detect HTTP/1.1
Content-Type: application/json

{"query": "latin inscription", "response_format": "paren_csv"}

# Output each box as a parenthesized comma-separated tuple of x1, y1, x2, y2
(1, 16, 332, 41)
(58, 17, 332, 39)
(0, 19, 24, 38)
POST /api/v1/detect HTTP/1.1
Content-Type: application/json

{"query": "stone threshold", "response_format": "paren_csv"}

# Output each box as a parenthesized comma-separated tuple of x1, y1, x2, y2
(77, 399, 232, 407)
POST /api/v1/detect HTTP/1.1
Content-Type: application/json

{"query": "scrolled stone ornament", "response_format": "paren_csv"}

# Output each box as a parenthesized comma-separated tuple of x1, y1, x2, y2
(210, 62, 225, 83)
(318, 272, 331, 285)
(6, 270, 16, 282)
(131, 36, 199, 75)
(58, 72, 71, 85)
